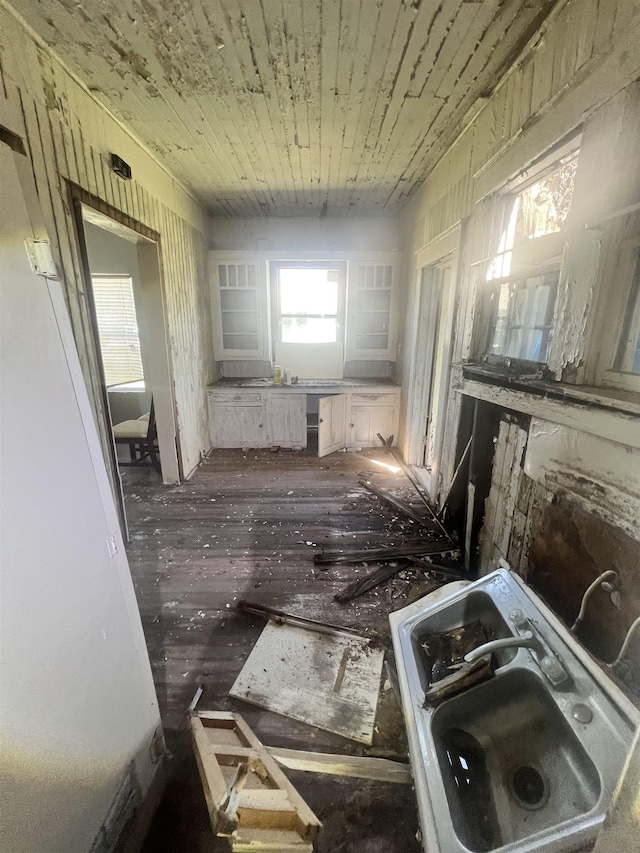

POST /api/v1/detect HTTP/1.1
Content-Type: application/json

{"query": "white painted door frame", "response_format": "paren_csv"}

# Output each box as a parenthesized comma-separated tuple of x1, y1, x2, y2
(405, 253, 458, 499)
(73, 200, 182, 532)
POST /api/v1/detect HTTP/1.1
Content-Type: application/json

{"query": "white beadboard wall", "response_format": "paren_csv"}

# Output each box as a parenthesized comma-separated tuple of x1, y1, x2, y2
(403, 0, 640, 259)
(209, 216, 402, 253)
(0, 5, 215, 479)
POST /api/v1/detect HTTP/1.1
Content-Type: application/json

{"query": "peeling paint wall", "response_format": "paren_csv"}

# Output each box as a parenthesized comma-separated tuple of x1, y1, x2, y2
(0, 6, 215, 479)
(398, 0, 640, 677)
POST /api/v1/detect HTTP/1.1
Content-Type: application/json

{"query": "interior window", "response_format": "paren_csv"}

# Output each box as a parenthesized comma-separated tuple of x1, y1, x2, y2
(487, 270, 559, 362)
(484, 150, 579, 365)
(614, 246, 640, 375)
(274, 262, 345, 343)
(91, 274, 145, 386)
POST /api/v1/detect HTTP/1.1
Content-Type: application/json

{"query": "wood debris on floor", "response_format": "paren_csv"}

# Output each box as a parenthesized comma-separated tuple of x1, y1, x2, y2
(190, 711, 321, 851)
(124, 447, 461, 852)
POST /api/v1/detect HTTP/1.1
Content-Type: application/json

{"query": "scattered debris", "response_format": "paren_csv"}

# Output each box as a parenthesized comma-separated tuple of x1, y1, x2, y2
(187, 684, 204, 713)
(389, 448, 454, 542)
(420, 620, 495, 703)
(229, 619, 385, 744)
(423, 658, 492, 703)
(190, 711, 320, 850)
(359, 479, 437, 529)
(376, 432, 394, 448)
(408, 557, 467, 581)
(334, 560, 413, 604)
(315, 542, 454, 566)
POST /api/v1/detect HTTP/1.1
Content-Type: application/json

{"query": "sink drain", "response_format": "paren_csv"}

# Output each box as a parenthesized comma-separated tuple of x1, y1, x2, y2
(509, 765, 550, 810)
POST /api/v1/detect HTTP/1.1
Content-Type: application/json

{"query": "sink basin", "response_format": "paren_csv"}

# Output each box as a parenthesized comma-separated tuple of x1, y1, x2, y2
(390, 569, 639, 853)
(433, 669, 600, 851)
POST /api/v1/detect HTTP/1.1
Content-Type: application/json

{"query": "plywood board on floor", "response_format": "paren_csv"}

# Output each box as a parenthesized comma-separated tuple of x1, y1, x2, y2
(230, 619, 385, 744)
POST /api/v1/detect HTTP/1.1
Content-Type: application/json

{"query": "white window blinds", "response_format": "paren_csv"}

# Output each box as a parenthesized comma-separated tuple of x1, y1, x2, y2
(91, 275, 144, 386)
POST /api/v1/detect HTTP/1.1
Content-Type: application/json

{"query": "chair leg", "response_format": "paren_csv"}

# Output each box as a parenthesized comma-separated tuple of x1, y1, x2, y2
(129, 442, 137, 461)
(147, 441, 161, 475)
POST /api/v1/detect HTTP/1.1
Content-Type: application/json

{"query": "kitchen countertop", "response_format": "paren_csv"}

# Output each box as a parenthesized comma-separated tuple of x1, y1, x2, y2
(208, 378, 399, 390)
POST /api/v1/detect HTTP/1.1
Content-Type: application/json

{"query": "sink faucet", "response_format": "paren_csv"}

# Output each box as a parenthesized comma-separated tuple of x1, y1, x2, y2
(464, 635, 540, 664)
(465, 611, 570, 687)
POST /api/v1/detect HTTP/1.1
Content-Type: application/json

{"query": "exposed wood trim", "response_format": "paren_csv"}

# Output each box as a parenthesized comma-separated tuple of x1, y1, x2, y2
(461, 378, 640, 448)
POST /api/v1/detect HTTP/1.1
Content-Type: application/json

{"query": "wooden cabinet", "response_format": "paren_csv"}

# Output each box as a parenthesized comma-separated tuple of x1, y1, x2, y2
(346, 254, 401, 361)
(265, 394, 307, 448)
(210, 253, 268, 360)
(210, 251, 402, 366)
(208, 391, 265, 448)
(347, 390, 399, 448)
(318, 395, 347, 457)
(208, 384, 400, 454)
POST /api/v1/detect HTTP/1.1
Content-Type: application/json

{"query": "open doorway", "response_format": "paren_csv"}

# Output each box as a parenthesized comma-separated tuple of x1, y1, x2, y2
(406, 256, 456, 499)
(74, 202, 181, 533)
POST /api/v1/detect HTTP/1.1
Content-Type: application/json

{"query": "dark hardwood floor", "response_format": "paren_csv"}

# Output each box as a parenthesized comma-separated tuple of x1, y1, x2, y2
(123, 447, 445, 852)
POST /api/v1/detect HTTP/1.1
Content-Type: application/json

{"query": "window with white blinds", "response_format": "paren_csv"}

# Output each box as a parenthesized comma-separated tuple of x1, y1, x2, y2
(91, 275, 145, 387)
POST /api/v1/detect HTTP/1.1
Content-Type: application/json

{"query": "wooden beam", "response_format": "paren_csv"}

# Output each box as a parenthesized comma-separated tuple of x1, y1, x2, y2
(268, 747, 413, 785)
(358, 479, 436, 529)
(315, 541, 455, 565)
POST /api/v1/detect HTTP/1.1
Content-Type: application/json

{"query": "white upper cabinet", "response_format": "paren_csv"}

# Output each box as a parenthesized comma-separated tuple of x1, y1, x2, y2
(346, 253, 401, 360)
(210, 250, 401, 363)
(210, 252, 269, 360)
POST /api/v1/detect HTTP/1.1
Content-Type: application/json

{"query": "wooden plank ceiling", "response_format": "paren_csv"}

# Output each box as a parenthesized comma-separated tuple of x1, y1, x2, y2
(10, 0, 559, 216)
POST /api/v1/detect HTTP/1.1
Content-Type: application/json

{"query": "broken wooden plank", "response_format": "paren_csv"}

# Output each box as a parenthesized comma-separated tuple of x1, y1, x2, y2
(359, 479, 436, 528)
(437, 436, 473, 518)
(190, 714, 236, 834)
(190, 711, 321, 850)
(334, 560, 414, 604)
(268, 747, 413, 785)
(408, 557, 467, 581)
(389, 448, 454, 542)
(315, 541, 454, 565)
(237, 600, 376, 642)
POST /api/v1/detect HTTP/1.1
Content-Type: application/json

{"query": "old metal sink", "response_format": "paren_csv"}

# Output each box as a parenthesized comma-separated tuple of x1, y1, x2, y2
(390, 569, 639, 853)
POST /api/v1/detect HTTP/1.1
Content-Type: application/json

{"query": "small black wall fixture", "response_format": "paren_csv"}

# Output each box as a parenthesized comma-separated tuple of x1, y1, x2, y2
(110, 152, 132, 180)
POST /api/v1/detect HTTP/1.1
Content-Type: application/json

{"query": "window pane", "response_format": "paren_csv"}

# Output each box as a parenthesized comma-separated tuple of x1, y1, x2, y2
(615, 249, 640, 374)
(280, 268, 339, 315)
(92, 275, 144, 386)
(487, 271, 558, 363)
(281, 317, 337, 343)
(515, 153, 579, 242)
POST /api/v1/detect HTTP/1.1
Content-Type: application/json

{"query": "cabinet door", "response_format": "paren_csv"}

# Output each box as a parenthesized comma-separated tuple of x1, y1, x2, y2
(210, 404, 264, 447)
(318, 395, 347, 457)
(210, 254, 268, 360)
(346, 255, 400, 360)
(266, 394, 307, 448)
(349, 405, 396, 447)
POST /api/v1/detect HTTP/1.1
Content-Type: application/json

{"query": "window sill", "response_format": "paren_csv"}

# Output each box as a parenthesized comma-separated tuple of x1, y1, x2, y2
(462, 364, 640, 417)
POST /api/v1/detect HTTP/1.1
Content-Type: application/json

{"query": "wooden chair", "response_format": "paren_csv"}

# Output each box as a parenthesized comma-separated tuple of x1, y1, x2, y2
(112, 399, 161, 474)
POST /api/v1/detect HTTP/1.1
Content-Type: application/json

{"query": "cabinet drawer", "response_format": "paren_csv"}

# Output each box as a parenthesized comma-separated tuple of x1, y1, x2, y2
(350, 391, 397, 405)
(209, 391, 262, 404)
